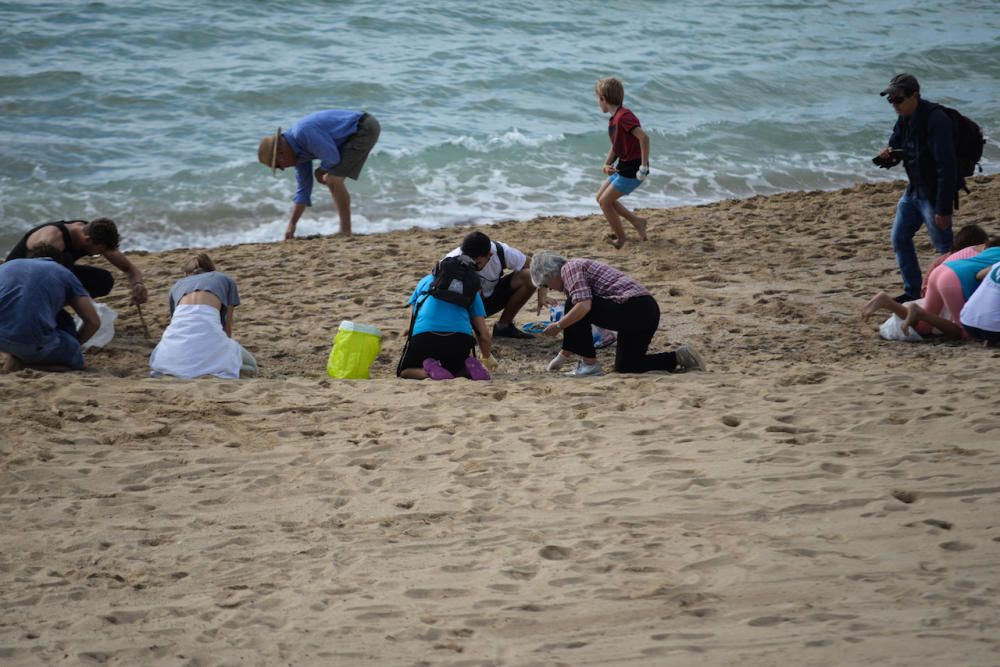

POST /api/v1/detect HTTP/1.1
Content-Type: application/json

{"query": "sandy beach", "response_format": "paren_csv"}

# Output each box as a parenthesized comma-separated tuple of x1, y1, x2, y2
(2, 176, 999, 666)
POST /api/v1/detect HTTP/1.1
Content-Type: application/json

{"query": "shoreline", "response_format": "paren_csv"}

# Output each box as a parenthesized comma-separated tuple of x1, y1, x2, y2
(2, 174, 999, 665)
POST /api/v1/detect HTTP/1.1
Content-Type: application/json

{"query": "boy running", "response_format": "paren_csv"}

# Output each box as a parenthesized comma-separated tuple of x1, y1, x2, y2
(595, 76, 650, 249)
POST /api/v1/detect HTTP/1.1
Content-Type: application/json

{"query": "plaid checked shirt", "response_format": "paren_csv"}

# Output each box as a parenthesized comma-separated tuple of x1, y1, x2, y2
(561, 259, 650, 304)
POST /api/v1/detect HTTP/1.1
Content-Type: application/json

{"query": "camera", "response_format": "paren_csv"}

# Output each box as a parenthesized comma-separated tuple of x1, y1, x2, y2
(872, 148, 906, 169)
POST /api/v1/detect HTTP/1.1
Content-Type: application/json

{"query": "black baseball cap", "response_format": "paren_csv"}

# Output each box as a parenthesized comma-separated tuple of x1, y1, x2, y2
(880, 73, 920, 97)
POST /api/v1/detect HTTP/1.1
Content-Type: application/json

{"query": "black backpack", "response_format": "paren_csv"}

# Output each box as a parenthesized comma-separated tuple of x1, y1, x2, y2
(395, 255, 482, 376)
(926, 103, 986, 178)
(426, 255, 481, 307)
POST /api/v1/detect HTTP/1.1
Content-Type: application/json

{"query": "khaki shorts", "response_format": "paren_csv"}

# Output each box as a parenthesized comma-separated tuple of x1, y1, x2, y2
(328, 113, 380, 180)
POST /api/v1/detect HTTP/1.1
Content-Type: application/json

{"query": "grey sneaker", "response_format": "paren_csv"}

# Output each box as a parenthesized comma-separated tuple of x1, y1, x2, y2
(675, 345, 706, 372)
(569, 360, 604, 377)
(547, 353, 572, 372)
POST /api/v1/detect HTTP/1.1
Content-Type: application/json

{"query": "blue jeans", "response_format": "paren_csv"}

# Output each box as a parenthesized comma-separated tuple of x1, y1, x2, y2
(0, 329, 83, 369)
(892, 189, 952, 298)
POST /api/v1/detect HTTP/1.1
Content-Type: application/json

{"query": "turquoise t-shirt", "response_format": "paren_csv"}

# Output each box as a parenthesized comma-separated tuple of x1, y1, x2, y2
(408, 274, 486, 336)
(945, 246, 1000, 300)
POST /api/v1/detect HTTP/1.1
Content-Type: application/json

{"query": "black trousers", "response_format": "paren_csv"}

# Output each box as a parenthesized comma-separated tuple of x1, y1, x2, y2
(72, 265, 114, 298)
(562, 295, 677, 373)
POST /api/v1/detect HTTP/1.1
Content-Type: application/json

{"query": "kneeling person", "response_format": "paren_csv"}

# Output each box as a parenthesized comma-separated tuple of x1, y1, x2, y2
(397, 255, 492, 380)
(0, 248, 100, 372)
(149, 253, 257, 379)
(448, 231, 535, 339)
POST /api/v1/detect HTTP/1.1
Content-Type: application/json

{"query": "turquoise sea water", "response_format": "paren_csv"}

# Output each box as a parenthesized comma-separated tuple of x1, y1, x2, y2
(1, 1, 998, 252)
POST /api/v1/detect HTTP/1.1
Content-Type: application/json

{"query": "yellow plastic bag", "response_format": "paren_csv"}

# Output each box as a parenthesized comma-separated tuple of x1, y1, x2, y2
(327, 321, 382, 379)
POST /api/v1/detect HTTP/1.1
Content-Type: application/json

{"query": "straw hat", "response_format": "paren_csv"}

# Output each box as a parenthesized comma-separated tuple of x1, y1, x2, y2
(257, 127, 282, 176)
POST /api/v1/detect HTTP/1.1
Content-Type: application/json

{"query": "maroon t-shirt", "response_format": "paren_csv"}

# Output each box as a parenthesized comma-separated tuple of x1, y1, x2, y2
(608, 107, 642, 177)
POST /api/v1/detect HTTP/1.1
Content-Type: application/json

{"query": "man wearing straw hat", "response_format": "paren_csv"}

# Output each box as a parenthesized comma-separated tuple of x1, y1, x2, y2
(258, 110, 381, 240)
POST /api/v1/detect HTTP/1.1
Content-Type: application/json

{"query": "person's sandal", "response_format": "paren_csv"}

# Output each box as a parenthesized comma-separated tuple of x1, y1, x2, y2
(464, 357, 491, 381)
(422, 358, 455, 380)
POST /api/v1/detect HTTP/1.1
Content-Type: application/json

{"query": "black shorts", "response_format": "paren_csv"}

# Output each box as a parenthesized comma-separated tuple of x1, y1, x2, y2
(482, 272, 515, 317)
(397, 332, 475, 377)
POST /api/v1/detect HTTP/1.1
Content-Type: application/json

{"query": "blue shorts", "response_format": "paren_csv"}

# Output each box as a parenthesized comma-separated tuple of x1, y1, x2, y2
(0, 329, 83, 369)
(608, 173, 642, 196)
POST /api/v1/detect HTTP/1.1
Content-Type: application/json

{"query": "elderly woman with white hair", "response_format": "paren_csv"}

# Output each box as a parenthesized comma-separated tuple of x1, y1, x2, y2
(529, 251, 705, 376)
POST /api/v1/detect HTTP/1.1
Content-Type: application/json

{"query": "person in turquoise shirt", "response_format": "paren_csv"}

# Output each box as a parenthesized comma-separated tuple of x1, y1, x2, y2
(258, 110, 381, 239)
(944, 244, 1000, 300)
(396, 269, 492, 381)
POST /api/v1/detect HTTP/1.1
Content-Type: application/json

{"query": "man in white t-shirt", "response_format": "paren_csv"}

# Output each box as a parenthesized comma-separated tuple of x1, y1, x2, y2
(447, 231, 536, 339)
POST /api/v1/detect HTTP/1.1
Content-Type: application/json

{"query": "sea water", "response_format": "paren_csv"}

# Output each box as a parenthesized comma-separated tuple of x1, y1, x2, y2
(1, 1, 998, 252)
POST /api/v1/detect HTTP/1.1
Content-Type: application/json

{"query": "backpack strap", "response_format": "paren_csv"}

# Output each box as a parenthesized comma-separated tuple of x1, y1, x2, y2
(494, 242, 507, 274)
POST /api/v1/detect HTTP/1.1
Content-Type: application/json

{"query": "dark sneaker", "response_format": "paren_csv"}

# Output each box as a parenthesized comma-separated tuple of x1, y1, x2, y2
(493, 322, 534, 339)
(894, 292, 918, 304)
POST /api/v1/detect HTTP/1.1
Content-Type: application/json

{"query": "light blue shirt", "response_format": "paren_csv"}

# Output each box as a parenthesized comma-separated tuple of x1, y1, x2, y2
(945, 246, 1000, 300)
(283, 109, 365, 206)
(408, 274, 486, 336)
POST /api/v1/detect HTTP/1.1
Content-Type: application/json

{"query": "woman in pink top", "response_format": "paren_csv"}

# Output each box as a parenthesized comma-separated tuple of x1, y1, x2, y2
(861, 224, 989, 339)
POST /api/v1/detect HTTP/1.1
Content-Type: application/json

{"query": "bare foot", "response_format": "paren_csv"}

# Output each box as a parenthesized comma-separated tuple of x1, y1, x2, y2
(902, 302, 924, 336)
(604, 233, 625, 250)
(1, 354, 23, 373)
(860, 291, 892, 322)
(632, 217, 648, 242)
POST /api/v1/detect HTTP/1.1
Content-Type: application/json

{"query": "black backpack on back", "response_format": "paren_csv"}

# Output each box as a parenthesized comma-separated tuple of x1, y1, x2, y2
(426, 254, 481, 307)
(926, 103, 986, 178)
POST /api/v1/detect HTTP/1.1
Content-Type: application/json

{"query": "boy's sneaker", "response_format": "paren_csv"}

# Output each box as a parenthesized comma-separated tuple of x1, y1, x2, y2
(675, 345, 706, 372)
(493, 322, 534, 339)
(547, 353, 572, 372)
(569, 360, 604, 377)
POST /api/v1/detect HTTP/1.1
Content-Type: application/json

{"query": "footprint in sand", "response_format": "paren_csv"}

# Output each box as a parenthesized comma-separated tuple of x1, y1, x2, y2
(539, 545, 571, 560)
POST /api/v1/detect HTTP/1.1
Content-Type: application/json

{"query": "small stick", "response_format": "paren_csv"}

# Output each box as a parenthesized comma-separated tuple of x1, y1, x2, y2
(134, 300, 151, 340)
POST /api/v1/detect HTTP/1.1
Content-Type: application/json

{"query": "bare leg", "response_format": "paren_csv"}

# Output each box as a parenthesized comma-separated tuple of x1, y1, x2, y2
(399, 368, 429, 380)
(496, 270, 536, 326)
(614, 202, 648, 241)
(326, 176, 352, 235)
(2, 353, 23, 373)
(903, 303, 964, 339)
(860, 291, 908, 322)
(596, 181, 627, 248)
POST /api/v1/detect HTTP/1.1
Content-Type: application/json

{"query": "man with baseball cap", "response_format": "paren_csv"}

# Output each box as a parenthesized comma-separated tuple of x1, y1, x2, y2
(258, 110, 380, 240)
(876, 73, 961, 303)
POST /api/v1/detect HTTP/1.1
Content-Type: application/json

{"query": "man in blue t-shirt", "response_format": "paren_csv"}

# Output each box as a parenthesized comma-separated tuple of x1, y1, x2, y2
(258, 110, 381, 240)
(0, 251, 100, 372)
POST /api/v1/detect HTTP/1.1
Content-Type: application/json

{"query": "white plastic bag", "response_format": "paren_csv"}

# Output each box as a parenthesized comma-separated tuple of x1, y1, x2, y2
(879, 313, 922, 342)
(74, 303, 118, 350)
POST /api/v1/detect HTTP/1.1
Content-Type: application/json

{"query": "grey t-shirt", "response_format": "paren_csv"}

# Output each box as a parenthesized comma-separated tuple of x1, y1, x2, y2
(168, 272, 240, 325)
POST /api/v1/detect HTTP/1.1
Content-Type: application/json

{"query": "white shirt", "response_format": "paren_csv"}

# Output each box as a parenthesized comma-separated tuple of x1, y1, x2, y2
(960, 261, 1000, 333)
(446, 241, 526, 297)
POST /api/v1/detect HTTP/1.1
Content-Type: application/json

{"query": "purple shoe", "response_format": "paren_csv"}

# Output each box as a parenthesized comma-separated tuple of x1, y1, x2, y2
(422, 358, 455, 380)
(464, 357, 491, 381)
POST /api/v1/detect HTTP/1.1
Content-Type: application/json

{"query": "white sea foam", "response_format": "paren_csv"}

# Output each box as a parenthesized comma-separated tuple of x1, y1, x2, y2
(1, 1, 997, 253)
